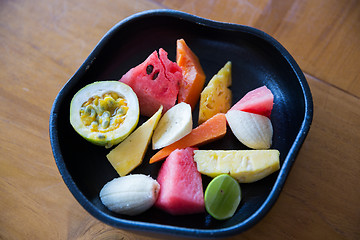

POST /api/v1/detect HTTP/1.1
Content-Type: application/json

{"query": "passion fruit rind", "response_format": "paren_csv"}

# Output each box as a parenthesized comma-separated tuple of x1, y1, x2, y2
(70, 81, 140, 148)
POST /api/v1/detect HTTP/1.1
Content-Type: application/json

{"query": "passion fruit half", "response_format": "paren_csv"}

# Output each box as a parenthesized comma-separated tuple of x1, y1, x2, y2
(70, 81, 140, 148)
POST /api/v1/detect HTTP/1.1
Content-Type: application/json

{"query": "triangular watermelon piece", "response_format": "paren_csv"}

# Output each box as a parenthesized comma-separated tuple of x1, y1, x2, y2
(119, 48, 182, 117)
(229, 86, 274, 118)
(155, 147, 204, 215)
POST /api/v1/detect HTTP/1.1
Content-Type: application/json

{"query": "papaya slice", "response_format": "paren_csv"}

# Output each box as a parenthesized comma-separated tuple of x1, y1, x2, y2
(176, 39, 206, 110)
(149, 113, 227, 164)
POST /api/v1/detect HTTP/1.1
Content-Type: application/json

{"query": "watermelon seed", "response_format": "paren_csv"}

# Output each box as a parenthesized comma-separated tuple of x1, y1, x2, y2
(152, 71, 159, 80)
(146, 65, 154, 75)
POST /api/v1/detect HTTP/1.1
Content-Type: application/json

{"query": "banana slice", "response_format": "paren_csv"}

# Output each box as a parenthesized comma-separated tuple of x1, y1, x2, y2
(99, 174, 160, 216)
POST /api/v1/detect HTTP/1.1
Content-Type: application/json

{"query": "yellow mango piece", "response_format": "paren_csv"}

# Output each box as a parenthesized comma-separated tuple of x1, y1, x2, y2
(194, 149, 280, 183)
(106, 106, 163, 176)
(198, 61, 232, 124)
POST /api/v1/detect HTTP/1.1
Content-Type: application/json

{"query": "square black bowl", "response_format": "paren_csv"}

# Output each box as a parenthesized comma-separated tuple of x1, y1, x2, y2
(49, 9, 313, 239)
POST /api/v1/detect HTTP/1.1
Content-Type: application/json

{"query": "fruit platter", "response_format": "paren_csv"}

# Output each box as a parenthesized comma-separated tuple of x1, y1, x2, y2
(49, 10, 313, 238)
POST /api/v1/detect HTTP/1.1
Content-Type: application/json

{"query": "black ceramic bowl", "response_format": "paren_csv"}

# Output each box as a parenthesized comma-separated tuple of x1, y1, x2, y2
(50, 9, 313, 239)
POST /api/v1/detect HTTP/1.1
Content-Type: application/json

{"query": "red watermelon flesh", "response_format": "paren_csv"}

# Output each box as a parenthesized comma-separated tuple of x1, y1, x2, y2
(155, 147, 204, 215)
(229, 86, 274, 117)
(119, 48, 182, 117)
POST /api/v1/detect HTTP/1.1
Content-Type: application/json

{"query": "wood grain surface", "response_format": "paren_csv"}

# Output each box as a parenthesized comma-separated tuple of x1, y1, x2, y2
(1, 0, 359, 239)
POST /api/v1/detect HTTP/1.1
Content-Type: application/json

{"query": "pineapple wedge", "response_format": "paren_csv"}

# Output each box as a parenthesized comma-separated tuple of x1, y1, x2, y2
(198, 61, 232, 124)
(194, 150, 280, 183)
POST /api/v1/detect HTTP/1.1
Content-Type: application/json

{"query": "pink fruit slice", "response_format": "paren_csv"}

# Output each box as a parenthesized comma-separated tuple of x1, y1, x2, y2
(119, 48, 182, 117)
(229, 86, 274, 118)
(155, 147, 204, 215)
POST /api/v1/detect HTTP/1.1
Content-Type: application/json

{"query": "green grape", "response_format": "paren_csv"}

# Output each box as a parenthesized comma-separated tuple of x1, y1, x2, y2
(204, 174, 241, 220)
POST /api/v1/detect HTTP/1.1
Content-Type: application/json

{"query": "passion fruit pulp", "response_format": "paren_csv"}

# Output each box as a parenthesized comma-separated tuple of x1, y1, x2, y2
(70, 81, 139, 148)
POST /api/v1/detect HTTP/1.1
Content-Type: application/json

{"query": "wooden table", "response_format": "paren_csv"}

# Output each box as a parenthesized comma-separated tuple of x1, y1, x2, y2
(1, 0, 359, 239)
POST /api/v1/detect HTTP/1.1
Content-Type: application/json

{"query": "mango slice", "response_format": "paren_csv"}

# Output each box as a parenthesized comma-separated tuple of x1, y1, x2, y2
(106, 106, 163, 176)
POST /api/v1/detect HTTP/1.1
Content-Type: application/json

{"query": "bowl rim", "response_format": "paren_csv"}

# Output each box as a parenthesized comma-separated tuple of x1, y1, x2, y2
(49, 9, 313, 238)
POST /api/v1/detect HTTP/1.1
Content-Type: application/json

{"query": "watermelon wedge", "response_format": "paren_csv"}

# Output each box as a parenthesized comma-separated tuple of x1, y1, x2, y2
(229, 86, 274, 118)
(155, 147, 204, 215)
(119, 48, 182, 117)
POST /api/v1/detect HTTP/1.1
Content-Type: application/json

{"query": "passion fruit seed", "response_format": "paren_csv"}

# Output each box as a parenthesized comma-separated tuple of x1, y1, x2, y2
(80, 92, 128, 133)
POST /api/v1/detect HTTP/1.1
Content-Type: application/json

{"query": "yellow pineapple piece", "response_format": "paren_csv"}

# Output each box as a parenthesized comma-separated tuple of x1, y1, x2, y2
(106, 106, 163, 176)
(198, 61, 232, 124)
(194, 149, 280, 183)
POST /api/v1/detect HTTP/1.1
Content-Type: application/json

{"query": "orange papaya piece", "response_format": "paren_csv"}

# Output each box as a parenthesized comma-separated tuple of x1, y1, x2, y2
(176, 39, 206, 110)
(149, 113, 227, 164)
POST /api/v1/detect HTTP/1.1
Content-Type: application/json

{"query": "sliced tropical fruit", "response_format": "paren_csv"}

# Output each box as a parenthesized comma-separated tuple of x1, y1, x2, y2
(106, 106, 162, 176)
(152, 102, 193, 150)
(69, 81, 139, 148)
(194, 149, 280, 183)
(229, 86, 274, 118)
(155, 147, 204, 215)
(149, 113, 227, 164)
(99, 174, 160, 216)
(204, 174, 241, 220)
(176, 38, 206, 110)
(198, 61, 232, 124)
(226, 110, 273, 149)
(119, 48, 182, 117)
